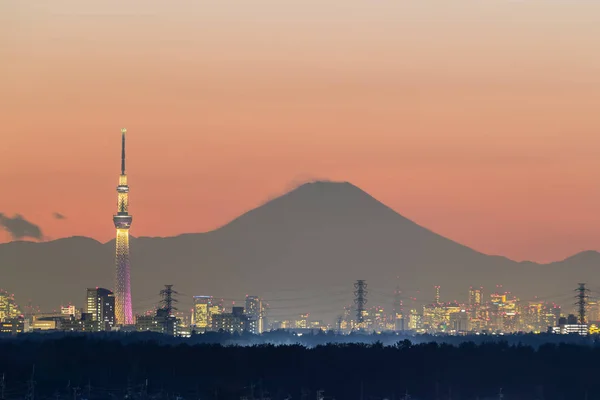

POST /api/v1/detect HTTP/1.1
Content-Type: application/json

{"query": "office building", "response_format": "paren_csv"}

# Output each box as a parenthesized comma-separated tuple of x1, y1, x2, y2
(449, 309, 470, 333)
(211, 307, 248, 334)
(193, 296, 213, 329)
(86, 288, 115, 331)
(0, 290, 20, 322)
(245, 296, 264, 334)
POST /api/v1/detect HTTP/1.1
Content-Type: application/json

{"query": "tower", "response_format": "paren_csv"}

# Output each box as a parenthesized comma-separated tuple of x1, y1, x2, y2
(156, 285, 179, 336)
(354, 280, 368, 325)
(113, 128, 133, 325)
(159, 285, 178, 317)
(575, 283, 589, 335)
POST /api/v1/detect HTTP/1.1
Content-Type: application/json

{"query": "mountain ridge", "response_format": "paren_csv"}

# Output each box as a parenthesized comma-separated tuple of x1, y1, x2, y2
(1, 181, 598, 322)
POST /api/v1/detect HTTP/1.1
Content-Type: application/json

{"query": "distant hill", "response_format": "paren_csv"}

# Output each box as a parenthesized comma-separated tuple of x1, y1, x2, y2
(1, 181, 598, 322)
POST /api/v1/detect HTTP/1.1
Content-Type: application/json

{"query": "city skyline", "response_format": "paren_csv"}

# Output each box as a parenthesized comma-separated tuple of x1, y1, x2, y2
(3, 1, 600, 263)
(2, 280, 596, 337)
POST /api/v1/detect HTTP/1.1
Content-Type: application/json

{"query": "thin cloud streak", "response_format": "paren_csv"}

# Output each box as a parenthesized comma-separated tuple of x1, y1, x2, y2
(53, 212, 67, 220)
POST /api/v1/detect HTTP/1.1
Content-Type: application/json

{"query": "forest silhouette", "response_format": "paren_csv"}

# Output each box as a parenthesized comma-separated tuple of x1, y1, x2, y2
(1, 332, 600, 399)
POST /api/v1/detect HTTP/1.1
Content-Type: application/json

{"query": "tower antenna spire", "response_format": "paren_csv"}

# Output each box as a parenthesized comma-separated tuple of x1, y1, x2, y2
(121, 128, 127, 175)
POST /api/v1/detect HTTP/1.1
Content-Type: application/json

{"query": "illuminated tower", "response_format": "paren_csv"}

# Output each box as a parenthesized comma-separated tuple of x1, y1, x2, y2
(113, 128, 133, 325)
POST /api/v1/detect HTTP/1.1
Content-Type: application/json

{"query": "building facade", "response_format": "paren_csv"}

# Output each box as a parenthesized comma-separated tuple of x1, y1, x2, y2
(0, 290, 20, 322)
(211, 307, 248, 333)
(86, 288, 115, 331)
(193, 296, 213, 330)
(245, 296, 264, 334)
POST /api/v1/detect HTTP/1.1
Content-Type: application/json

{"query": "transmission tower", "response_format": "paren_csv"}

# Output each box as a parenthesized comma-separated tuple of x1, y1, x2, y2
(354, 280, 368, 324)
(575, 283, 590, 335)
(160, 285, 179, 316)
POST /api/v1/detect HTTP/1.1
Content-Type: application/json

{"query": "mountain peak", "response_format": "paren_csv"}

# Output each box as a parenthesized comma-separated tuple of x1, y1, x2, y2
(218, 180, 407, 236)
(292, 180, 356, 190)
(278, 180, 367, 200)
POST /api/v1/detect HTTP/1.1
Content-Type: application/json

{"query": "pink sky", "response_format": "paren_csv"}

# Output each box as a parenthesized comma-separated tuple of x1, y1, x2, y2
(1, 1, 600, 262)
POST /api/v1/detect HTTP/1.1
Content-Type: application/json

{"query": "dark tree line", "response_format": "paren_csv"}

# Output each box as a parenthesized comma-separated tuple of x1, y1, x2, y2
(1, 333, 600, 400)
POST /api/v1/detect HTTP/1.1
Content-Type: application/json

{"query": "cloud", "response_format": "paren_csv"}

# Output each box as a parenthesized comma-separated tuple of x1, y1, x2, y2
(256, 175, 332, 208)
(0, 213, 44, 240)
(284, 175, 332, 193)
(53, 212, 66, 220)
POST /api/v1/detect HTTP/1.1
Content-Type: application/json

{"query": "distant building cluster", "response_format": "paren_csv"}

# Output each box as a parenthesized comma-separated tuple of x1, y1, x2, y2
(187, 295, 265, 335)
(3, 283, 600, 338)
(333, 284, 600, 337)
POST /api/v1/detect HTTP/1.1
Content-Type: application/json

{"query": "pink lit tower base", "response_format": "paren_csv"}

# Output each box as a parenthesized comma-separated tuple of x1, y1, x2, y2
(113, 128, 133, 325)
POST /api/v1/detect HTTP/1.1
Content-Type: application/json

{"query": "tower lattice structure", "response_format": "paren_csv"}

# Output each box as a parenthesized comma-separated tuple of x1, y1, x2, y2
(575, 283, 589, 335)
(113, 128, 133, 325)
(354, 280, 368, 324)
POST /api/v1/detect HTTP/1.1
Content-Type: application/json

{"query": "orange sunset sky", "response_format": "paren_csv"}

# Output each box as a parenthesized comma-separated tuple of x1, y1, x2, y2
(1, 1, 600, 263)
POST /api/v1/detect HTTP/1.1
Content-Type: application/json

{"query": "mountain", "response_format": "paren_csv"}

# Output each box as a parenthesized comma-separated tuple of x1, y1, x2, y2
(1, 181, 598, 322)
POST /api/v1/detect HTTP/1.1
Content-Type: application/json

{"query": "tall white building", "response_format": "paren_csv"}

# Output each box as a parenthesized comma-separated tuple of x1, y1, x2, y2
(245, 296, 264, 334)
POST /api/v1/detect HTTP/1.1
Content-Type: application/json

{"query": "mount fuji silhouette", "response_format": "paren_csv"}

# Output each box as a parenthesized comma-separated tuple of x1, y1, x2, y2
(1, 181, 598, 322)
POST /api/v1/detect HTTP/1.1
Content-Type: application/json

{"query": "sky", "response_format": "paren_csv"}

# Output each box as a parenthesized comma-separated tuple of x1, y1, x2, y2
(1, 0, 600, 263)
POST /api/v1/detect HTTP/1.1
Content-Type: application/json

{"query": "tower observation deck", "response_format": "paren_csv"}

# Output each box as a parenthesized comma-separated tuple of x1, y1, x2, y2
(113, 128, 133, 325)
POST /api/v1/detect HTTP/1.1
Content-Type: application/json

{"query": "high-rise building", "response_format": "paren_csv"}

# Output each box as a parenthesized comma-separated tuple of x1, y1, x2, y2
(587, 300, 600, 323)
(113, 128, 133, 325)
(393, 286, 404, 331)
(86, 288, 115, 331)
(469, 287, 483, 307)
(0, 290, 21, 322)
(468, 286, 484, 320)
(408, 309, 422, 331)
(449, 309, 470, 333)
(245, 296, 264, 334)
(193, 296, 213, 330)
(210, 299, 224, 317)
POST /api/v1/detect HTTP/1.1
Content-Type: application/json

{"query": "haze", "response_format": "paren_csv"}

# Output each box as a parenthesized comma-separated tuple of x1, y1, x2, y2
(2, 1, 600, 263)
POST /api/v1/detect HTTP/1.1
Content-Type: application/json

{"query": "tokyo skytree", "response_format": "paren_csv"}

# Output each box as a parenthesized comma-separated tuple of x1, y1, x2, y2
(113, 128, 133, 325)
